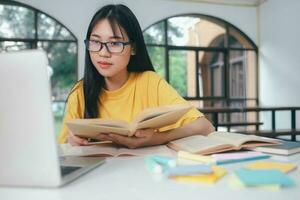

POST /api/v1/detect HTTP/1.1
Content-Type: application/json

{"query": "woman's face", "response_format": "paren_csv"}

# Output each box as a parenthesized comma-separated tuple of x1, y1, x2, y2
(89, 19, 133, 79)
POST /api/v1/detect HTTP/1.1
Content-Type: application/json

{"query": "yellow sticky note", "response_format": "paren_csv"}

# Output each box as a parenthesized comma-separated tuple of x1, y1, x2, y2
(177, 151, 215, 164)
(228, 174, 281, 191)
(246, 161, 297, 173)
(172, 166, 226, 184)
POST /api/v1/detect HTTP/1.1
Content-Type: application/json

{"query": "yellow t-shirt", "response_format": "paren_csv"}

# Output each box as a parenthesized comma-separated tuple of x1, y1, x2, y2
(58, 71, 203, 143)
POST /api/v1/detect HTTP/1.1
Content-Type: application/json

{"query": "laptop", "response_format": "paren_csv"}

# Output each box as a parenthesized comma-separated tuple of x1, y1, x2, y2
(0, 50, 105, 187)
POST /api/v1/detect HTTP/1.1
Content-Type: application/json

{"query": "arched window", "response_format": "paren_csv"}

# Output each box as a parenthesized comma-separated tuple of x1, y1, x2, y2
(143, 14, 258, 126)
(0, 1, 78, 134)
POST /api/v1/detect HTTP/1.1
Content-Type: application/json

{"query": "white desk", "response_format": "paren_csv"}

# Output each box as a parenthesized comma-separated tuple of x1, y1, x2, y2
(1, 155, 300, 200)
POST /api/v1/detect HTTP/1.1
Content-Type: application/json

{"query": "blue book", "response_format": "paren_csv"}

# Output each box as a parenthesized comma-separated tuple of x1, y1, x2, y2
(252, 140, 300, 155)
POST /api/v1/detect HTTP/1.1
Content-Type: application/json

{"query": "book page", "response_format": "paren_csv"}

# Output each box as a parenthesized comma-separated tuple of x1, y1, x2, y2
(209, 131, 254, 146)
(59, 144, 175, 157)
(209, 131, 279, 148)
(66, 119, 131, 139)
(133, 104, 192, 124)
(116, 145, 175, 156)
(134, 104, 192, 130)
(167, 135, 233, 155)
(92, 119, 131, 129)
(59, 143, 119, 157)
(68, 118, 130, 129)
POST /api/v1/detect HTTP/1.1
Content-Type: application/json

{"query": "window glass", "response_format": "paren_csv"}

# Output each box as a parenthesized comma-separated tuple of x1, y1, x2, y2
(38, 41, 77, 101)
(0, 41, 31, 51)
(147, 46, 165, 78)
(38, 13, 75, 40)
(0, 5, 35, 38)
(167, 16, 225, 47)
(229, 50, 257, 98)
(169, 50, 191, 96)
(143, 21, 165, 45)
(144, 15, 257, 102)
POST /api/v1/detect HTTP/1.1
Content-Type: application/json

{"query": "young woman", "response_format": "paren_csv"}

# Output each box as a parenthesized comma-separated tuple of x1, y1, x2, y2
(58, 4, 214, 148)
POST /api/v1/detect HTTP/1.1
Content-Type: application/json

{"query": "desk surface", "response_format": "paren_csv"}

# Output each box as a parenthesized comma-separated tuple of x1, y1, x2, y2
(1, 155, 300, 200)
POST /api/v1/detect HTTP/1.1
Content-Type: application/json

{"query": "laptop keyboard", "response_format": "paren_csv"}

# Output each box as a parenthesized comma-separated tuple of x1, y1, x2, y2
(60, 166, 82, 177)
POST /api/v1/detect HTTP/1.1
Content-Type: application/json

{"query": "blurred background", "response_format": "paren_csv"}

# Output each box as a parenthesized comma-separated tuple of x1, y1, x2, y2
(1, 0, 299, 140)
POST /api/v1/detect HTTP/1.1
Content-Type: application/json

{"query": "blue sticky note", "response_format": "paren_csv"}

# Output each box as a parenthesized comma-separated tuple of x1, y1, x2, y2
(235, 168, 295, 187)
(150, 155, 177, 168)
(166, 164, 212, 176)
(144, 157, 163, 173)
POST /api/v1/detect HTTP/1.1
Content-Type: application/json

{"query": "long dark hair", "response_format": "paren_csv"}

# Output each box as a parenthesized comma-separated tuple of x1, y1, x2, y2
(83, 4, 155, 118)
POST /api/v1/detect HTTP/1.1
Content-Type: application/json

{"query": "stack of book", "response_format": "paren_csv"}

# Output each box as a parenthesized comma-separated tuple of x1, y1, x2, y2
(250, 140, 300, 155)
(144, 155, 227, 184)
(167, 165, 227, 184)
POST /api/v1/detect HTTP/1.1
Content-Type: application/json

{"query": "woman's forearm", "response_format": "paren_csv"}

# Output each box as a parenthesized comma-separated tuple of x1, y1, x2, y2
(159, 117, 215, 144)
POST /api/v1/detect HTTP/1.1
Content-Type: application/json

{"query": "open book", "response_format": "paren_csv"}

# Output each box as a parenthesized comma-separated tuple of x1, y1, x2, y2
(167, 131, 280, 155)
(59, 143, 175, 157)
(66, 104, 192, 139)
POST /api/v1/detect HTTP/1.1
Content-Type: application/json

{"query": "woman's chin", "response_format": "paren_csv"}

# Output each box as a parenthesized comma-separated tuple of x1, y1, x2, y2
(95, 68, 114, 77)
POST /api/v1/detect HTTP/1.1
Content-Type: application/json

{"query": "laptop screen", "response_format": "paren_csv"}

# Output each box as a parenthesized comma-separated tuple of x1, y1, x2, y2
(0, 50, 62, 187)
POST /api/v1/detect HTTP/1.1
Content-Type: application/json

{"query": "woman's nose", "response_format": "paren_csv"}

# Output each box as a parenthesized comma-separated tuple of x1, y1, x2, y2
(98, 45, 111, 57)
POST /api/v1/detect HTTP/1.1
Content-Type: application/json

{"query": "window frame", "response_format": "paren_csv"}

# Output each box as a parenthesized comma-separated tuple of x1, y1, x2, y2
(0, 0, 78, 104)
(143, 13, 259, 108)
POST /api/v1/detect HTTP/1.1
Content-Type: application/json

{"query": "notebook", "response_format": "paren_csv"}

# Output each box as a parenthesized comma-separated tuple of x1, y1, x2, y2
(0, 50, 104, 187)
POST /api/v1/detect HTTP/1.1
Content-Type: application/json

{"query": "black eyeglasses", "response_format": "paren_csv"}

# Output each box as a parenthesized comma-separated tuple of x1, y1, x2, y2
(84, 40, 131, 53)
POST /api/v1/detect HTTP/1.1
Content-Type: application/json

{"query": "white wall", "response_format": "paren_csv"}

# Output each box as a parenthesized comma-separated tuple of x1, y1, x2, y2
(16, 0, 257, 77)
(259, 0, 300, 107)
(259, 0, 300, 130)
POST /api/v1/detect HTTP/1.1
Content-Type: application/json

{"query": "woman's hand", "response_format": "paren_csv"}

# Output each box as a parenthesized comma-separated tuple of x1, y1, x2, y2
(67, 131, 89, 146)
(95, 129, 167, 149)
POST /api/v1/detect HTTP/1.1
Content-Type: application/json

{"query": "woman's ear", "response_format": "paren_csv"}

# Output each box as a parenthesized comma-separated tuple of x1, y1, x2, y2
(131, 44, 136, 55)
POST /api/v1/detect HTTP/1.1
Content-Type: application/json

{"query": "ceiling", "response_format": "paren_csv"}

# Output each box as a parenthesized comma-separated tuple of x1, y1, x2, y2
(165, 0, 267, 7)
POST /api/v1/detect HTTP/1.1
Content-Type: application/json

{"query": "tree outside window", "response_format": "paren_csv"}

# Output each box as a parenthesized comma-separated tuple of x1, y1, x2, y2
(0, 2, 78, 136)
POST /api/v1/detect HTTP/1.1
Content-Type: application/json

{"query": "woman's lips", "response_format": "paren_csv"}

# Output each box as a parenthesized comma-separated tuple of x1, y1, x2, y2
(98, 61, 112, 69)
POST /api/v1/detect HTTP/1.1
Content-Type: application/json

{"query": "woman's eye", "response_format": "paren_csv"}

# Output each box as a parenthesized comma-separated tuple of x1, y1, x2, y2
(109, 42, 122, 46)
(90, 40, 100, 44)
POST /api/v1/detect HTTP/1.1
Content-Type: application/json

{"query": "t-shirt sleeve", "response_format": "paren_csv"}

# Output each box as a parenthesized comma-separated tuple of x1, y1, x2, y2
(57, 88, 83, 144)
(153, 73, 204, 132)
